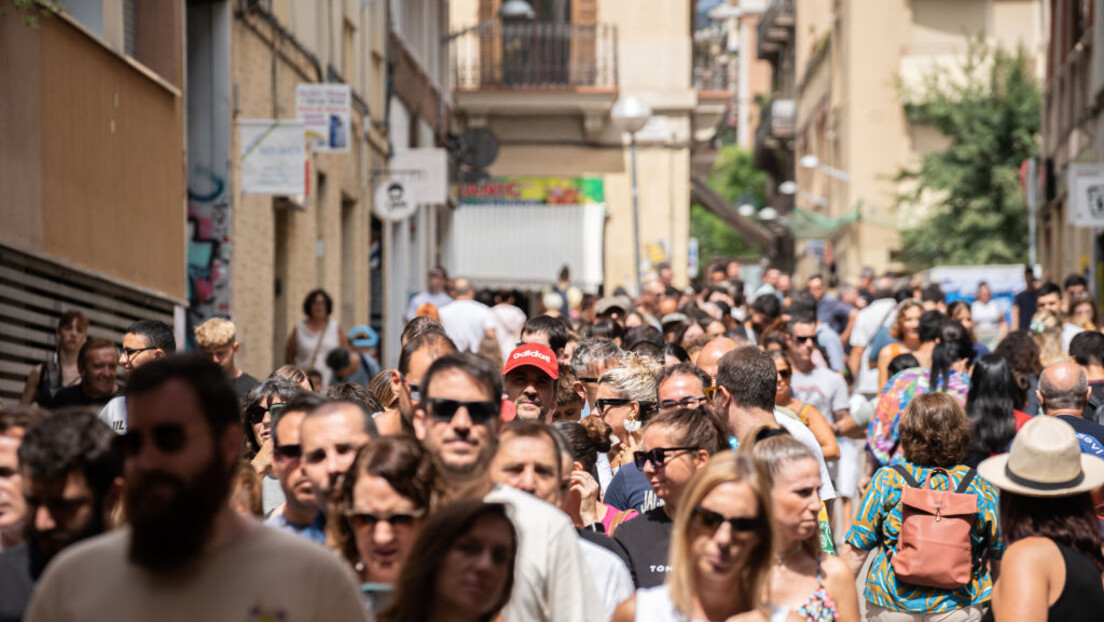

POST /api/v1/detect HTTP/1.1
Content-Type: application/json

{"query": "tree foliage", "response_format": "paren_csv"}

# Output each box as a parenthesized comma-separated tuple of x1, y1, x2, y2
(895, 41, 1040, 269)
(690, 145, 765, 275)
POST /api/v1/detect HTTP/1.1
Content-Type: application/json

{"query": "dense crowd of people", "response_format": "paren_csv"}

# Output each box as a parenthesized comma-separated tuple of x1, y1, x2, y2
(1, 260, 1104, 621)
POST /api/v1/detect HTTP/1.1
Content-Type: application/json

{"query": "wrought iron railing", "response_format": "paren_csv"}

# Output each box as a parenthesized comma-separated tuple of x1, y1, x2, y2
(450, 21, 618, 90)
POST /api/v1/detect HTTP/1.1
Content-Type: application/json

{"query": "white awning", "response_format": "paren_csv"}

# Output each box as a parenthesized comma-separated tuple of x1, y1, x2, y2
(449, 203, 606, 292)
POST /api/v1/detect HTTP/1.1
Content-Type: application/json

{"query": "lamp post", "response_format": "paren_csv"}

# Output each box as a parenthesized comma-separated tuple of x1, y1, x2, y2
(800, 155, 851, 183)
(611, 96, 652, 297)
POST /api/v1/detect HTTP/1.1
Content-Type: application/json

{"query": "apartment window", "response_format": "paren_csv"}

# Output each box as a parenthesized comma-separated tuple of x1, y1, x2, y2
(123, 0, 138, 57)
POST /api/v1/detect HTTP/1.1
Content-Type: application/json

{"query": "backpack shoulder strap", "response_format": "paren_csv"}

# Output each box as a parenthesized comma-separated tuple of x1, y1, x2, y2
(892, 464, 920, 488)
(608, 509, 634, 535)
(955, 468, 977, 493)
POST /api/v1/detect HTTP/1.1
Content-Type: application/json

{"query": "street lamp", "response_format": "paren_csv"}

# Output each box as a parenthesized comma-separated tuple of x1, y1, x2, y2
(611, 95, 652, 296)
(737, 203, 757, 218)
(759, 207, 779, 221)
(498, 0, 537, 19)
(800, 154, 851, 183)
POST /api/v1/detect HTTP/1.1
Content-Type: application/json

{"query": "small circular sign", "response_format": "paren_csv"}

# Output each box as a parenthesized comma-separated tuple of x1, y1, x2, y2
(373, 179, 419, 222)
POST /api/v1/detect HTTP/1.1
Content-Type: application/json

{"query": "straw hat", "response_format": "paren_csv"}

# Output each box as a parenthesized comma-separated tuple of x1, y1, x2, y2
(978, 416, 1104, 497)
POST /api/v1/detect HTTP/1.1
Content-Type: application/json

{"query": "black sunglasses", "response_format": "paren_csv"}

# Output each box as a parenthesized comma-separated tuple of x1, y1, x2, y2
(777, 369, 792, 380)
(793, 335, 816, 344)
(658, 396, 708, 410)
(120, 346, 156, 360)
(578, 377, 600, 384)
(633, 446, 697, 470)
(595, 398, 631, 413)
(345, 509, 426, 530)
(426, 398, 499, 424)
(116, 423, 187, 457)
(690, 505, 764, 533)
(275, 444, 302, 460)
(246, 402, 287, 425)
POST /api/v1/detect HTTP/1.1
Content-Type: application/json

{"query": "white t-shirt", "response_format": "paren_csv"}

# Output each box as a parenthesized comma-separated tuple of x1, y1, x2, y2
(578, 538, 634, 619)
(971, 299, 1003, 333)
(25, 525, 370, 622)
(774, 413, 837, 501)
(484, 484, 604, 622)
(790, 366, 850, 424)
(98, 396, 127, 434)
(439, 299, 495, 353)
(850, 298, 896, 350)
(492, 304, 528, 362)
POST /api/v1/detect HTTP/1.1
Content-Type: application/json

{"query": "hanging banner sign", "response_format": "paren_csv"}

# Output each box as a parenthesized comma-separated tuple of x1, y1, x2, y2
(240, 120, 306, 195)
(296, 83, 351, 152)
(1069, 163, 1104, 227)
(373, 179, 419, 222)
(455, 176, 605, 206)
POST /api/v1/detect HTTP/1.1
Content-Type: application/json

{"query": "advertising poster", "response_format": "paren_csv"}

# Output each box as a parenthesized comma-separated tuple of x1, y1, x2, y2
(296, 83, 351, 153)
(456, 177, 605, 205)
(239, 120, 306, 195)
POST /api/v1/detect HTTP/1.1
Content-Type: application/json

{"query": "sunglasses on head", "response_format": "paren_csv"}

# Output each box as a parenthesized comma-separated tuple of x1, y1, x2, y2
(345, 509, 426, 530)
(578, 377, 600, 384)
(115, 423, 187, 457)
(658, 396, 708, 410)
(595, 398, 631, 413)
(246, 402, 287, 425)
(633, 446, 697, 470)
(426, 398, 499, 423)
(275, 444, 302, 460)
(690, 505, 764, 533)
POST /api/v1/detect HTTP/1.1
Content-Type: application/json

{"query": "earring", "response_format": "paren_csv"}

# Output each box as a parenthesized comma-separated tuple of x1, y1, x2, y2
(623, 416, 641, 433)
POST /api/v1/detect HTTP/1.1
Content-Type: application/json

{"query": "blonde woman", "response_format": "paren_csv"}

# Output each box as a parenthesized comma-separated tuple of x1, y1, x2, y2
(594, 352, 664, 483)
(613, 451, 785, 621)
(1030, 310, 1066, 367)
(876, 300, 925, 391)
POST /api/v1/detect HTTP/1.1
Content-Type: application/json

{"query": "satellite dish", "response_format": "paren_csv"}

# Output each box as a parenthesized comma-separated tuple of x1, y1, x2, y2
(460, 128, 499, 170)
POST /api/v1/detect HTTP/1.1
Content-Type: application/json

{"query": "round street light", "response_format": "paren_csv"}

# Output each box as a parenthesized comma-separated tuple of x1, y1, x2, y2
(800, 155, 820, 169)
(737, 203, 756, 218)
(759, 207, 779, 221)
(611, 96, 653, 134)
(499, 0, 536, 19)
(778, 181, 797, 195)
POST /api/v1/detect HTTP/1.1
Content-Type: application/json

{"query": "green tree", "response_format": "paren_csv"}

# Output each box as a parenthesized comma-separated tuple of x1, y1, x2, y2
(690, 145, 766, 275)
(895, 41, 1040, 268)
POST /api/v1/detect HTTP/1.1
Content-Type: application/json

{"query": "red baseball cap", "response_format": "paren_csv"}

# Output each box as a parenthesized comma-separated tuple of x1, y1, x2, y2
(503, 343, 559, 379)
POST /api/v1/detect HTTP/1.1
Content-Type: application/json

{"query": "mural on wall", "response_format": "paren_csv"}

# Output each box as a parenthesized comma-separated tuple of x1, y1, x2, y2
(186, 169, 231, 348)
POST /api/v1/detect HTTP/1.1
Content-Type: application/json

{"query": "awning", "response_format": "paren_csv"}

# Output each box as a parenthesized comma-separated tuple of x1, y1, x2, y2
(449, 203, 606, 292)
(689, 175, 778, 253)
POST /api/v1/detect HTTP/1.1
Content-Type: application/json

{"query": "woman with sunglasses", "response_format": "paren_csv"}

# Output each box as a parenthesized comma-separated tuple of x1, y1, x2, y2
(328, 437, 436, 610)
(743, 426, 860, 622)
(242, 377, 303, 514)
(769, 350, 839, 462)
(613, 452, 782, 622)
(594, 353, 663, 510)
(612, 408, 730, 589)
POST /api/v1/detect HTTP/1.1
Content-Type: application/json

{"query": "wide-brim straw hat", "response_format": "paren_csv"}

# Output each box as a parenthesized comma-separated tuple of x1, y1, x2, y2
(978, 416, 1104, 497)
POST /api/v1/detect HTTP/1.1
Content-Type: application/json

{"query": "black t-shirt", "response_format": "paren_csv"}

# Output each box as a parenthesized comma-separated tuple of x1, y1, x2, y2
(233, 373, 261, 402)
(611, 506, 673, 588)
(1084, 381, 1104, 424)
(1057, 415, 1104, 450)
(0, 544, 35, 622)
(48, 385, 114, 409)
(1013, 289, 1037, 332)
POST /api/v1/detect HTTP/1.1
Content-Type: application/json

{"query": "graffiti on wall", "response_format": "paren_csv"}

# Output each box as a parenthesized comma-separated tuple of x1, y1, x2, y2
(186, 169, 231, 348)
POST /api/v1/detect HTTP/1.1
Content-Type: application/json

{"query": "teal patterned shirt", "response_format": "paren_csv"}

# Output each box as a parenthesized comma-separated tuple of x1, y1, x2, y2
(845, 461, 1004, 612)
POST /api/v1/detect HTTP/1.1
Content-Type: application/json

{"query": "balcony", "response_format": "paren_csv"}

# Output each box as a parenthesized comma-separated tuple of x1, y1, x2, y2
(753, 98, 795, 172)
(757, 0, 795, 61)
(450, 21, 618, 91)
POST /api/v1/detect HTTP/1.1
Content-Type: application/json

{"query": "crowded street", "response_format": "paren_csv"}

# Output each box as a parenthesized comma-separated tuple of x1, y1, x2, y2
(1, 1, 1102, 621)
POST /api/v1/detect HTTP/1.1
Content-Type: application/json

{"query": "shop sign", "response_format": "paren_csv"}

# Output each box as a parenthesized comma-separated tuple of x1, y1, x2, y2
(373, 179, 419, 222)
(296, 83, 351, 153)
(240, 120, 306, 195)
(456, 177, 604, 206)
(1068, 163, 1104, 227)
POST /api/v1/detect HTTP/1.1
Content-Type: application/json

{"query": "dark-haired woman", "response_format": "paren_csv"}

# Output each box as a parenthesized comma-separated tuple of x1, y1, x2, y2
(285, 288, 351, 390)
(963, 354, 1029, 468)
(378, 500, 517, 622)
(21, 310, 88, 406)
(994, 331, 1043, 417)
(552, 417, 639, 534)
(979, 416, 1104, 622)
(328, 437, 435, 601)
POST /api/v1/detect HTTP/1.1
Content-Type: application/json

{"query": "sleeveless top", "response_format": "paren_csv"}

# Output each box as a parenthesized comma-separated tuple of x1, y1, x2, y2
(33, 352, 63, 406)
(794, 555, 838, 622)
(634, 584, 790, 622)
(294, 318, 340, 389)
(980, 539, 1104, 622)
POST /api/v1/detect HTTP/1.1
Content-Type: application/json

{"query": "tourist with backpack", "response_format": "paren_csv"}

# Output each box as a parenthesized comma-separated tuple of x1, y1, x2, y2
(842, 393, 1004, 621)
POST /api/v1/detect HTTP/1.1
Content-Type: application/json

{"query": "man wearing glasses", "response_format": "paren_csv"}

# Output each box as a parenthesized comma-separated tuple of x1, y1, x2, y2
(414, 353, 603, 622)
(264, 393, 326, 543)
(656, 364, 712, 415)
(378, 332, 456, 436)
(98, 320, 175, 435)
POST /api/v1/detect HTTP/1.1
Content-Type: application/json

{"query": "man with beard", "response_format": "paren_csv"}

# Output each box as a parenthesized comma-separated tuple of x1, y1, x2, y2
(376, 331, 457, 435)
(504, 343, 558, 422)
(25, 356, 368, 622)
(0, 409, 121, 621)
(414, 353, 603, 621)
(48, 339, 118, 409)
(299, 400, 377, 515)
(263, 392, 325, 542)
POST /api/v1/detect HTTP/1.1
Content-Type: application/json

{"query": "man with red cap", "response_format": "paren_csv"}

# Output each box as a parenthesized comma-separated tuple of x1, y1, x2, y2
(504, 343, 559, 422)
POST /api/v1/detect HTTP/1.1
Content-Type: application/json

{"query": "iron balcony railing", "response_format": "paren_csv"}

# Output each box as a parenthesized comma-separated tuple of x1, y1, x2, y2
(450, 21, 618, 90)
(757, 0, 795, 59)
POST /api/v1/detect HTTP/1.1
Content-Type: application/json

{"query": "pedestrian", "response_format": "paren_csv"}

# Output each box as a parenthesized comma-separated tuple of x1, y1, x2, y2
(1011, 267, 1038, 332)
(596, 353, 664, 514)
(491, 289, 527, 363)
(299, 399, 378, 516)
(551, 418, 638, 533)
(785, 311, 848, 456)
(569, 337, 624, 417)
(412, 352, 603, 621)
(25, 355, 369, 621)
(47, 338, 118, 409)
(522, 315, 571, 362)
(0, 407, 46, 552)
(742, 426, 861, 621)
(612, 408, 728, 588)
(0, 409, 121, 621)
(843, 393, 1003, 622)
(377, 331, 457, 436)
(404, 266, 453, 322)
(324, 347, 374, 387)
(978, 416, 1104, 622)
(769, 350, 839, 461)
(284, 289, 351, 390)
(269, 364, 313, 392)
(970, 282, 1008, 351)
(99, 319, 175, 434)
(874, 302, 928, 393)
(1030, 309, 1066, 367)
(1067, 292, 1098, 331)
(611, 452, 776, 621)
(503, 343, 558, 422)
(962, 354, 1026, 468)
(948, 300, 990, 360)
(438, 278, 495, 353)
(993, 331, 1043, 416)
(242, 377, 302, 515)
(264, 392, 326, 542)
(552, 364, 585, 422)
(20, 310, 87, 407)
(378, 500, 517, 622)
(327, 436, 435, 605)
(194, 317, 259, 400)
(1037, 361, 1104, 456)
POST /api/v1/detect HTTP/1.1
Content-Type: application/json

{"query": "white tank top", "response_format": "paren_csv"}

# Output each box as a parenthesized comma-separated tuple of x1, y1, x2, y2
(633, 584, 791, 622)
(294, 318, 340, 389)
